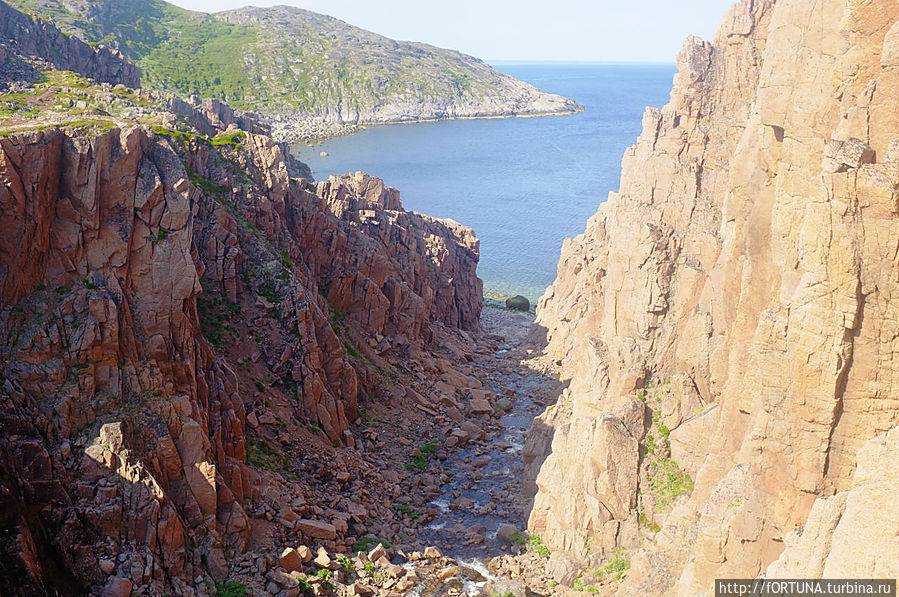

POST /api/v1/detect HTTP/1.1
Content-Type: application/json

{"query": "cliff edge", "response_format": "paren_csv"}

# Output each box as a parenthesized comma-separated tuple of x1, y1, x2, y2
(527, 0, 899, 593)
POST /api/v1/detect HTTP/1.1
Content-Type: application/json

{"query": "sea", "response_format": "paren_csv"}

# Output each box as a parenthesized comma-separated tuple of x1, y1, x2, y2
(294, 63, 676, 305)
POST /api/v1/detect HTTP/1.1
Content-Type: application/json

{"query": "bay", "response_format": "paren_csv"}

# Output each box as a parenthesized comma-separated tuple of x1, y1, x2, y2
(294, 62, 676, 304)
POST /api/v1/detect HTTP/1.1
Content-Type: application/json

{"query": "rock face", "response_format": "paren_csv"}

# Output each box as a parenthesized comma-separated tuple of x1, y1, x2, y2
(528, 0, 899, 592)
(0, 113, 481, 593)
(766, 428, 899, 580)
(0, 0, 139, 87)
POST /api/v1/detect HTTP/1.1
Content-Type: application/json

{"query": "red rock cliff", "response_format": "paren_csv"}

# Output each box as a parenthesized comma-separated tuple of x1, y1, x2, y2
(0, 120, 481, 595)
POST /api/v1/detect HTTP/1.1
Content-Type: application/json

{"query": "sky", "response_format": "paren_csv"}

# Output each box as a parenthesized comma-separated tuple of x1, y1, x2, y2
(166, 0, 739, 62)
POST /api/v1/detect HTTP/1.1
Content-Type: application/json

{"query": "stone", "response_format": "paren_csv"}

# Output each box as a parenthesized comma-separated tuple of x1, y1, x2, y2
(368, 542, 387, 563)
(279, 547, 304, 573)
(505, 295, 530, 311)
(101, 577, 133, 597)
(423, 546, 442, 559)
(547, 552, 580, 586)
(314, 546, 337, 569)
(481, 578, 534, 597)
(434, 566, 460, 581)
(297, 519, 338, 540)
(766, 428, 899, 579)
(469, 398, 492, 416)
(348, 583, 374, 597)
(496, 523, 520, 544)
(296, 545, 313, 563)
(99, 558, 116, 575)
(460, 421, 485, 441)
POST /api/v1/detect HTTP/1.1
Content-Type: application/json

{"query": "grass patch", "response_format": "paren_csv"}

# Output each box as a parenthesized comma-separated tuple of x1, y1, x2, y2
(341, 338, 362, 358)
(403, 453, 428, 471)
(418, 439, 437, 454)
(245, 437, 289, 472)
(197, 293, 240, 349)
(392, 503, 423, 519)
(257, 282, 281, 304)
(211, 131, 245, 148)
(351, 536, 391, 553)
(215, 581, 247, 597)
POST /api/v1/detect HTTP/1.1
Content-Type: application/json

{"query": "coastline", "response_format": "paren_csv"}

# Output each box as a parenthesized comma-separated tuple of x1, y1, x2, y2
(272, 105, 587, 146)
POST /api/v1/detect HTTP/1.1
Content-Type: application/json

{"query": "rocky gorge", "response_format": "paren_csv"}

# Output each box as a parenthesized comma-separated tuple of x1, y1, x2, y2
(2, 0, 899, 595)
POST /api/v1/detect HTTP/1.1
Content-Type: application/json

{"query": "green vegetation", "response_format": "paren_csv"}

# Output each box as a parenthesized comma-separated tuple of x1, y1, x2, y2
(392, 503, 423, 520)
(418, 439, 437, 454)
(3, 0, 571, 118)
(336, 554, 355, 575)
(646, 454, 694, 511)
(215, 581, 247, 597)
(602, 555, 630, 580)
(528, 533, 550, 558)
(0, 119, 116, 138)
(257, 282, 281, 305)
(211, 131, 245, 148)
(245, 436, 289, 472)
(403, 453, 428, 471)
(639, 382, 695, 517)
(197, 293, 240, 349)
(341, 338, 362, 359)
(351, 535, 391, 553)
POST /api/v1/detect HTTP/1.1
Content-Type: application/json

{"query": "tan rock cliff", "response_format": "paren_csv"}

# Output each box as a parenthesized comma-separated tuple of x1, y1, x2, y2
(527, 0, 899, 593)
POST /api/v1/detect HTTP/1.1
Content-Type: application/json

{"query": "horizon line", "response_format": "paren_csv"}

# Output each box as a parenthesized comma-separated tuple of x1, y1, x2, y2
(486, 59, 677, 65)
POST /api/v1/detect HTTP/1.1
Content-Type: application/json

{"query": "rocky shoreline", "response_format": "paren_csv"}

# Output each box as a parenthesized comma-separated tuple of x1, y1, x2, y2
(266, 106, 585, 146)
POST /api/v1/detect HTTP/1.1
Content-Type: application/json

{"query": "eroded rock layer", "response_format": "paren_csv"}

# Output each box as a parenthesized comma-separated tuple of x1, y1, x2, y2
(0, 116, 481, 595)
(528, 0, 899, 593)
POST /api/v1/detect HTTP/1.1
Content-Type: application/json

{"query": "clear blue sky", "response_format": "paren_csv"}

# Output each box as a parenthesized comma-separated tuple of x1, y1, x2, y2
(166, 0, 738, 62)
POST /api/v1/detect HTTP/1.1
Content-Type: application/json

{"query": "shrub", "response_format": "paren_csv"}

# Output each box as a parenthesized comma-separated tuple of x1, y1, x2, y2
(528, 533, 550, 558)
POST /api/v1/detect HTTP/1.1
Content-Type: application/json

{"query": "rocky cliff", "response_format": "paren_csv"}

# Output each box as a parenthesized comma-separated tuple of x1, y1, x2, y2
(527, 0, 899, 593)
(0, 0, 139, 88)
(0, 77, 482, 594)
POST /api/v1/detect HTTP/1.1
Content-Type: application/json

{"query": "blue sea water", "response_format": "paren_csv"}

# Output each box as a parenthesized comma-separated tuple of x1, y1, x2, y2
(295, 63, 676, 304)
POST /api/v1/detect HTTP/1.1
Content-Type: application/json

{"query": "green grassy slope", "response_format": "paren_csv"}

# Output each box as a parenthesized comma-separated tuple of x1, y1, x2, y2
(4, 0, 580, 120)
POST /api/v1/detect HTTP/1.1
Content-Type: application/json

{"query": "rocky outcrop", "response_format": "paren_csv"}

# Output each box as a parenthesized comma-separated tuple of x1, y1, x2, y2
(0, 0, 139, 88)
(528, 0, 899, 593)
(0, 109, 481, 594)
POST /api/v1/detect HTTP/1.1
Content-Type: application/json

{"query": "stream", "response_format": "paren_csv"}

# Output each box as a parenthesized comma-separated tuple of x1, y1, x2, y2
(411, 308, 560, 595)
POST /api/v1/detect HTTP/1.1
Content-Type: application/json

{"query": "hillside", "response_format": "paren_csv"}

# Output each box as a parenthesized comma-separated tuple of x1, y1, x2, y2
(2, 0, 581, 137)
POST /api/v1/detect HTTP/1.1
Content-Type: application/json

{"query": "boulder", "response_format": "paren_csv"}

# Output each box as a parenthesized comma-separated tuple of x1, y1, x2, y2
(101, 577, 133, 597)
(496, 523, 521, 544)
(481, 578, 534, 597)
(505, 295, 530, 311)
(470, 398, 493, 416)
(279, 547, 305, 572)
(297, 519, 338, 540)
